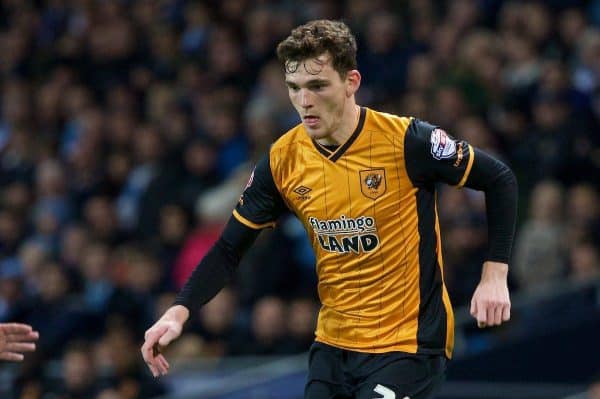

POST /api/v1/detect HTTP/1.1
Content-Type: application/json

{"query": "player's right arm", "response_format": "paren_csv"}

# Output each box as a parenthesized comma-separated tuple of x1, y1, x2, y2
(141, 154, 286, 377)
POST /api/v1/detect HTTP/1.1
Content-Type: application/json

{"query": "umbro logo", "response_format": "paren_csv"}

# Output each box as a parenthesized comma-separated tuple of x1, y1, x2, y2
(293, 185, 312, 200)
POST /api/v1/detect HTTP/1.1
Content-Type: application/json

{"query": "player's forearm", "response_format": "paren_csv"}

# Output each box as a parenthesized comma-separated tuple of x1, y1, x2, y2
(465, 150, 518, 263)
(173, 238, 239, 312)
(484, 167, 517, 263)
(173, 216, 260, 313)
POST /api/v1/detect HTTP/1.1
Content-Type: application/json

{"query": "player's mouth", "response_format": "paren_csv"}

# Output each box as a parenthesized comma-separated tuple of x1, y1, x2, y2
(303, 115, 320, 128)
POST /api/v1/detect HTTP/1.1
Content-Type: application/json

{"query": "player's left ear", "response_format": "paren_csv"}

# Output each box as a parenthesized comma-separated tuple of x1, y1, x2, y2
(345, 70, 361, 97)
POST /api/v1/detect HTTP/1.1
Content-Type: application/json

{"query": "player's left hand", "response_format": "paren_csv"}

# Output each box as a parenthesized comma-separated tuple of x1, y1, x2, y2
(470, 261, 511, 328)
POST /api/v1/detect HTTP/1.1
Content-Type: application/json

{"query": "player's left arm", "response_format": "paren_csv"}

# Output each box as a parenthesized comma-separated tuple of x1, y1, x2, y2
(462, 150, 517, 328)
(405, 119, 518, 328)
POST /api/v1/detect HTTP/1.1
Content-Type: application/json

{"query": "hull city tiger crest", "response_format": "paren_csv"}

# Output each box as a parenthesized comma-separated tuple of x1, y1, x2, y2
(360, 169, 386, 199)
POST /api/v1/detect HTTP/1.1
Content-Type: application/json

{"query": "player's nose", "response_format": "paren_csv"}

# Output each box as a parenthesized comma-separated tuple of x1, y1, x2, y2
(299, 89, 313, 108)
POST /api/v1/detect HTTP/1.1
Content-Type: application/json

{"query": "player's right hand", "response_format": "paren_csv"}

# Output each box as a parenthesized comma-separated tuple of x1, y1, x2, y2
(141, 305, 189, 377)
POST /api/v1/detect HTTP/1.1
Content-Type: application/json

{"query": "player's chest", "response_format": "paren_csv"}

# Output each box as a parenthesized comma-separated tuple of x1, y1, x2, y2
(279, 153, 414, 219)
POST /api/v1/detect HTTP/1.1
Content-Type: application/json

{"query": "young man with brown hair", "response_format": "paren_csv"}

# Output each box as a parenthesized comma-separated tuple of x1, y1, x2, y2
(141, 20, 517, 399)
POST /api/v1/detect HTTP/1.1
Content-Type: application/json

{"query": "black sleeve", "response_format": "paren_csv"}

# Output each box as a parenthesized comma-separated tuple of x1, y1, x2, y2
(463, 149, 518, 263)
(173, 216, 260, 312)
(233, 154, 287, 228)
(173, 154, 286, 313)
(405, 118, 518, 264)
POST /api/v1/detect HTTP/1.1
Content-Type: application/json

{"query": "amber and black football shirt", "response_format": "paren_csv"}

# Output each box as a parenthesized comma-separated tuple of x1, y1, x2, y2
(234, 107, 479, 358)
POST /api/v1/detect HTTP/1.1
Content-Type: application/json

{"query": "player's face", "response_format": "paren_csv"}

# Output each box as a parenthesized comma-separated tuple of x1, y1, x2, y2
(285, 54, 358, 142)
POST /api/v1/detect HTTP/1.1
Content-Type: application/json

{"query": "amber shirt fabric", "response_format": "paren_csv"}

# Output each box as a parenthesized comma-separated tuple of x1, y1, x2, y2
(235, 108, 476, 358)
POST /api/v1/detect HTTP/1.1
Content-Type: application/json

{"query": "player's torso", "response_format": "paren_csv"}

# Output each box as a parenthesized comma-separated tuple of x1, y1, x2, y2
(270, 109, 426, 352)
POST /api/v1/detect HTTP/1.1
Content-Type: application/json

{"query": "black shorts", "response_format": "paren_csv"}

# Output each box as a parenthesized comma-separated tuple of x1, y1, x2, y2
(305, 342, 446, 399)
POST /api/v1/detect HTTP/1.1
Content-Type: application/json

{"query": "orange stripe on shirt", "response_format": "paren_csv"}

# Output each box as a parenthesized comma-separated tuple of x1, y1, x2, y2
(456, 144, 475, 188)
(232, 209, 275, 230)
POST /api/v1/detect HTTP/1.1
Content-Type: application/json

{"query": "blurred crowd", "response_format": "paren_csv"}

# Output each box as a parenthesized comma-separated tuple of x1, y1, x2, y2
(0, 0, 599, 398)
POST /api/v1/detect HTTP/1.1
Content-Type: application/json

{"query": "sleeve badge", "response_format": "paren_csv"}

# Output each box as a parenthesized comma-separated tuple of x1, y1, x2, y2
(430, 128, 457, 160)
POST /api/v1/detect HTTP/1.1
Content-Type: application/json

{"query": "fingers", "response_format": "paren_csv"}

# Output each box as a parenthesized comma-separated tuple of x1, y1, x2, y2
(471, 300, 486, 328)
(141, 345, 169, 377)
(472, 300, 511, 327)
(502, 304, 511, 322)
(141, 342, 160, 377)
(3, 342, 36, 353)
(158, 329, 179, 347)
(145, 358, 160, 378)
(471, 278, 511, 328)
(493, 305, 503, 326)
(476, 301, 487, 328)
(155, 353, 170, 375)
(7, 331, 39, 343)
(0, 323, 33, 335)
(144, 324, 168, 343)
(151, 344, 170, 375)
(141, 324, 172, 378)
(470, 299, 477, 318)
(0, 343, 36, 362)
(0, 352, 25, 362)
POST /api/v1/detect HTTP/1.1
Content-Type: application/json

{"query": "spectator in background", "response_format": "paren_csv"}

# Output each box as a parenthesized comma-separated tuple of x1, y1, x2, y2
(94, 322, 166, 398)
(514, 181, 567, 291)
(244, 296, 288, 355)
(0, 258, 25, 321)
(573, 28, 600, 95)
(569, 241, 600, 283)
(357, 11, 406, 105)
(566, 184, 600, 248)
(190, 287, 246, 356)
(285, 297, 319, 353)
(78, 241, 114, 315)
(9, 261, 85, 359)
(0, 206, 27, 258)
(59, 224, 90, 278)
(50, 341, 100, 399)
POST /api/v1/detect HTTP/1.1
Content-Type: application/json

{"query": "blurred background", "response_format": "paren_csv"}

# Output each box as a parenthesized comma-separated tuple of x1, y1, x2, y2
(0, 0, 598, 398)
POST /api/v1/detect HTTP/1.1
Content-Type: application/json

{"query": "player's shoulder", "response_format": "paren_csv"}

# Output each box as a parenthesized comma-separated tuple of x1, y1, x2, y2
(403, 117, 439, 142)
(366, 108, 413, 134)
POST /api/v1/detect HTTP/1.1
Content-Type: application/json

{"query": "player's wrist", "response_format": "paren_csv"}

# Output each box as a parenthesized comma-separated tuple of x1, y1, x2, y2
(481, 261, 508, 281)
(163, 305, 190, 325)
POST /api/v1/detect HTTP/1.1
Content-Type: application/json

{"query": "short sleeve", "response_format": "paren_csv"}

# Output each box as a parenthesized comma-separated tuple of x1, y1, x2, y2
(404, 118, 475, 187)
(233, 154, 287, 229)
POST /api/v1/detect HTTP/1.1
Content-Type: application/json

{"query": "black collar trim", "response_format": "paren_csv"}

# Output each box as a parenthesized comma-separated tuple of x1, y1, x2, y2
(311, 107, 367, 162)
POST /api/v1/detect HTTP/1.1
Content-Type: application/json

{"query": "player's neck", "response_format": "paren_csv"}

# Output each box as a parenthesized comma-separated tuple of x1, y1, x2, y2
(316, 103, 360, 146)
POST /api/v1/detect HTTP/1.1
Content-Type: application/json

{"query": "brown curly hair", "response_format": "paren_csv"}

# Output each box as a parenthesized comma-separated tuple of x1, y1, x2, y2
(276, 20, 358, 78)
